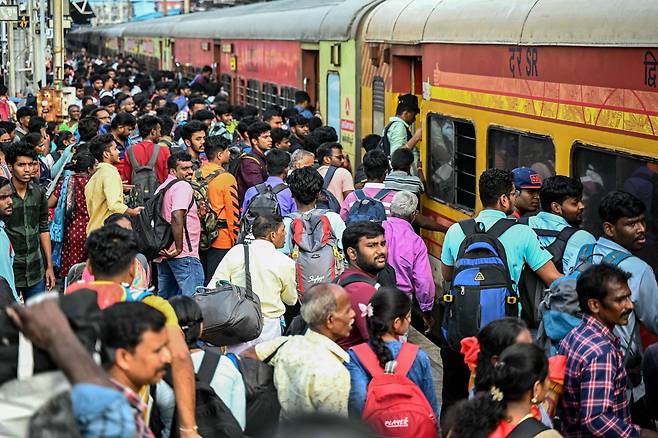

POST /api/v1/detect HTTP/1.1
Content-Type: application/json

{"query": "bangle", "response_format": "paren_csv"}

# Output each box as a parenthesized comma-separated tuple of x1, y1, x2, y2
(179, 426, 198, 433)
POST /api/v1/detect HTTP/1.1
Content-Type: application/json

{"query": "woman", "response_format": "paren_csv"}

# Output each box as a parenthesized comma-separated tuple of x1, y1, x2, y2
(345, 287, 439, 418)
(444, 343, 562, 438)
(48, 151, 95, 277)
(154, 295, 246, 437)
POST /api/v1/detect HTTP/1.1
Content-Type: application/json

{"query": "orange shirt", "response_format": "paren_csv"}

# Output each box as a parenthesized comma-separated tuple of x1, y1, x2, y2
(200, 162, 240, 249)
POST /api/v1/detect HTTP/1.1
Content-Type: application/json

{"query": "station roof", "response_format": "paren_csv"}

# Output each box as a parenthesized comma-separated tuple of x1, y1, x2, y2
(363, 0, 658, 46)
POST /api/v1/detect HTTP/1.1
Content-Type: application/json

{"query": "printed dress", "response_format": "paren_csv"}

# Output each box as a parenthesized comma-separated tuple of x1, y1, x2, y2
(55, 173, 90, 276)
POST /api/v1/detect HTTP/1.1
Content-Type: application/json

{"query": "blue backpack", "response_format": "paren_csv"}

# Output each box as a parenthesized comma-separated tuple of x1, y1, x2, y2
(346, 189, 390, 224)
(316, 166, 342, 213)
(536, 243, 632, 355)
(442, 219, 519, 351)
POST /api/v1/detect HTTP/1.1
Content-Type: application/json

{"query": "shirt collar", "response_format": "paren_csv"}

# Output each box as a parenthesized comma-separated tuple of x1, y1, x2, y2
(203, 162, 223, 172)
(388, 170, 410, 177)
(536, 211, 570, 227)
(250, 239, 276, 251)
(363, 182, 385, 190)
(110, 379, 147, 413)
(0, 219, 4, 229)
(305, 329, 350, 363)
(266, 176, 285, 185)
(596, 237, 631, 254)
(388, 116, 410, 128)
(583, 314, 621, 347)
(476, 209, 507, 220)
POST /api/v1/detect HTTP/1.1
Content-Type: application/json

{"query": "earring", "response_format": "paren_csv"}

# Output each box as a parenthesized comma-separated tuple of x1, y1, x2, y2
(531, 396, 538, 404)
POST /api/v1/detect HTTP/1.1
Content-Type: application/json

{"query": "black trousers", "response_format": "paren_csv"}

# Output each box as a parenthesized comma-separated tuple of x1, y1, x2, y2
(201, 247, 230, 286)
(439, 347, 471, 421)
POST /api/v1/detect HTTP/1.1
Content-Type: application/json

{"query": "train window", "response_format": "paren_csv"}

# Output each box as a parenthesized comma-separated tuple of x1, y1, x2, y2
(237, 78, 246, 105)
(572, 143, 658, 272)
(246, 79, 260, 108)
(327, 72, 341, 137)
(372, 77, 385, 135)
(426, 113, 476, 211)
(487, 128, 555, 179)
(262, 83, 279, 110)
(220, 74, 232, 99)
(280, 87, 296, 108)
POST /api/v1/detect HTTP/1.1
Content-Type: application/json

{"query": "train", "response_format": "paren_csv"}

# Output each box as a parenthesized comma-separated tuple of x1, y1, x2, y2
(69, 0, 658, 339)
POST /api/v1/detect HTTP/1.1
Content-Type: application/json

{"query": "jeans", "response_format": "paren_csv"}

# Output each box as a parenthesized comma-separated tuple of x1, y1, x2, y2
(156, 257, 205, 299)
(202, 247, 230, 286)
(18, 279, 46, 302)
(439, 347, 470, 420)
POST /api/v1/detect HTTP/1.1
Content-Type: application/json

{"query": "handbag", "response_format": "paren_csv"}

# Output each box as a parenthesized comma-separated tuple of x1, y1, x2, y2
(194, 245, 263, 346)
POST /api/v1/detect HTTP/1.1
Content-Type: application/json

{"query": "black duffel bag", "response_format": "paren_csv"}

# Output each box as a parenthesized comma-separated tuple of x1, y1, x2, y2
(194, 244, 263, 346)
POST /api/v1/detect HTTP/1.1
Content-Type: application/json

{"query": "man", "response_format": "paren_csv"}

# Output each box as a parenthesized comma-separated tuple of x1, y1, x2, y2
(102, 302, 171, 438)
(66, 224, 198, 435)
(14, 106, 36, 142)
(208, 102, 234, 142)
(192, 109, 215, 131)
(123, 115, 170, 185)
(155, 152, 204, 298)
(99, 75, 115, 99)
(282, 167, 346, 256)
(242, 148, 296, 216)
(86, 134, 142, 234)
(382, 191, 435, 328)
(383, 93, 421, 156)
(92, 107, 112, 133)
(290, 149, 315, 170)
(558, 264, 658, 438)
(384, 147, 424, 196)
(58, 104, 81, 133)
(4, 143, 55, 299)
(189, 65, 213, 94)
(174, 81, 191, 112)
(336, 221, 388, 350)
(340, 149, 396, 220)
(181, 120, 207, 170)
(236, 121, 271, 203)
(199, 135, 239, 282)
(90, 74, 104, 98)
(511, 166, 542, 218)
(0, 176, 18, 301)
(242, 283, 354, 420)
(294, 90, 314, 120)
(264, 108, 283, 130)
(288, 115, 310, 153)
(210, 213, 297, 353)
(100, 96, 117, 116)
(526, 175, 596, 274)
(585, 190, 658, 422)
(316, 142, 354, 205)
(272, 128, 291, 151)
(118, 95, 136, 114)
(110, 112, 137, 179)
(440, 168, 562, 417)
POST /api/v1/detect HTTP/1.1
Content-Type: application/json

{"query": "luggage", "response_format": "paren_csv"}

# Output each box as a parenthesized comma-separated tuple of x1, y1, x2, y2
(191, 168, 227, 251)
(346, 189, 390, 224)
(352, 342, 437, 438)
(317, 166, 341, 213)
(127, 144, 161, 205)
(441, 219, 519, 351)
(194, 244, 263, 346)
(237, 182, 286, 244)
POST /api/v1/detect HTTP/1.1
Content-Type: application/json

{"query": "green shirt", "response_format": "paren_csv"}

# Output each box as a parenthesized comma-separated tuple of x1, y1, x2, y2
(385, 116, 411, 155)
(5, 181, 49, 288)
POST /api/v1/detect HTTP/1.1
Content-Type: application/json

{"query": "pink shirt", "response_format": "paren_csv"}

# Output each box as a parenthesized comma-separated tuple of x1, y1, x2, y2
(156, 175, 201, 260)
(339, 182, 397, 221)
(317, 165, 355, 205)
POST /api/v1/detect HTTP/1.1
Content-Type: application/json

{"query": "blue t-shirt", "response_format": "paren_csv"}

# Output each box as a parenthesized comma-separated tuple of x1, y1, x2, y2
(345, 340, 439, 418)
(441, 209, 552, 289)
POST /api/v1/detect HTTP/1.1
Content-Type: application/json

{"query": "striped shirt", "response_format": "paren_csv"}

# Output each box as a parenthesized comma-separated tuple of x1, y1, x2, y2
(384, 170, 424, 196)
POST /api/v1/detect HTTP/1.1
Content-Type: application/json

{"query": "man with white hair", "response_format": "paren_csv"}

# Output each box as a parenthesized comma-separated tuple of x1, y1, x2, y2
(241, 283, 355, 420)
(289, 149, 315, 171)
(382, 190, 436, 332)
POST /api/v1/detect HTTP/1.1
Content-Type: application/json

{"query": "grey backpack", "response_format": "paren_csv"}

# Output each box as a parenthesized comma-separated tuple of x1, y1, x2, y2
(127, 144, 161, 205)
(290, 210, 344, 298)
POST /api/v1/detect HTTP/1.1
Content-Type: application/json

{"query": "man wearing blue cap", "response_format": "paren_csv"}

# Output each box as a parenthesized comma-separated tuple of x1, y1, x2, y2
(511, 167, 542, 219)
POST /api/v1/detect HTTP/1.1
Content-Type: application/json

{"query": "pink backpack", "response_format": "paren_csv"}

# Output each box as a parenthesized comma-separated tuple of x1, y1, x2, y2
(352, 342, 438, 438)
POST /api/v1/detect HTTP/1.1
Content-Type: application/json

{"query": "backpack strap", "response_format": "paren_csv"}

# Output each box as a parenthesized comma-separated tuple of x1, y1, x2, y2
(458, 219, 477, 237)
(272, 183, 287, 194)
(576, 243, 596, 265)
(602, 250, 633, 267)
(351, 343, 385, 377)
(336, 273, 377, 288)
(373, 188, 391, 201)
(354, 189, 366, 201)
(323, 166, 338, 189)
(381, 122, 394, 156)
(146, 144, 161, 169)
(487, 218, 518, 239)
(197, 350, 221, 384)
(126, 146, 139, 169)
(244, 244, 253, 293)
(255, 183, 268, 195)
(516, 216, 530, 226)
(507, 417, 549, 438)
(393, 342, 419, 377)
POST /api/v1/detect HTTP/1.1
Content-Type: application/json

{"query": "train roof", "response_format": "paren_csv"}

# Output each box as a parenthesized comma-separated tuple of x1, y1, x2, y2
(363, 0, 658, 47)
(103, 0, 383, 41)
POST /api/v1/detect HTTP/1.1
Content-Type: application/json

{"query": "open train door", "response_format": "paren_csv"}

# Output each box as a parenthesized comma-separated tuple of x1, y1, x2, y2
(302, 49, 319, 110)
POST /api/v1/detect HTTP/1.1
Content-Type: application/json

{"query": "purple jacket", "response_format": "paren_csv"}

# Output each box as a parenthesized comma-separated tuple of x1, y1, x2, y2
(382, 217, 436, 311)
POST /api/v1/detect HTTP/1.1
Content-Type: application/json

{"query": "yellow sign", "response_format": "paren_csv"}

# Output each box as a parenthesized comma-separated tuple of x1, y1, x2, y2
(230, 56, 237, 72)
(18, 15, 28, 28)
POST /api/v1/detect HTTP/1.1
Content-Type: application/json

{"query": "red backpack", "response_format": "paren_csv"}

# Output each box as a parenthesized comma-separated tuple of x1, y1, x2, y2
(0, 97, 11, 122)
(352, 342, 438, 438)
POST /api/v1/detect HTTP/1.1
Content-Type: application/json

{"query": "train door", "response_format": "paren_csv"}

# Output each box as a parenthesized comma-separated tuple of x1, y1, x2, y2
(302, 49, 319, 109)
(392, 54, 423, 173)
(213, 42, 222, 82)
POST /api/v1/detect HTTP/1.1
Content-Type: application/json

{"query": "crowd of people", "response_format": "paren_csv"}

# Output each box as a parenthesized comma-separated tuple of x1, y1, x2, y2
(0, 50, 657, 438)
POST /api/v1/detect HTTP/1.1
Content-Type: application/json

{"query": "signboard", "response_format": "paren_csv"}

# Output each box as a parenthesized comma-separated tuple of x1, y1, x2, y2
(230, 55, 237, 72)
(0, 5, 18, 21)
(18, 15, 29, 28)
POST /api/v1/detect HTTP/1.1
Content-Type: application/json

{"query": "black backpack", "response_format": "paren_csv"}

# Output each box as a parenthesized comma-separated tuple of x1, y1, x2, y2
(127, 144, 161, 205)
(377, 120, 412, 156)
(516, 216, 578, 329)
(131, 178, 193, 261)
(151, 351, 245, 438)
(317, 166, 342, 213)
(236, 183, 286, 244)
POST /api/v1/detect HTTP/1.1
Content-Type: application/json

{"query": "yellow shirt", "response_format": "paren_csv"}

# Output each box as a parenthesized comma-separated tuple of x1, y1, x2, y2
(208, 239, 297, 318)
(85, 162, 128, 234)
(255, 330, 350, 420)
